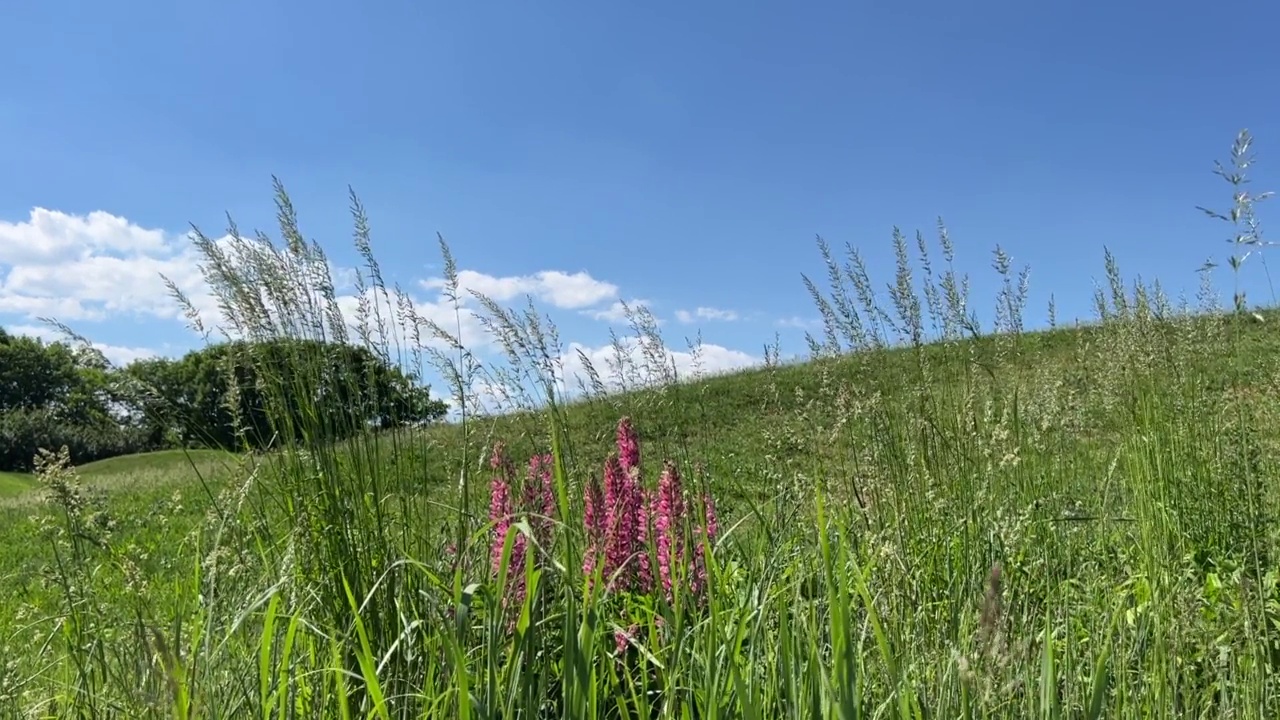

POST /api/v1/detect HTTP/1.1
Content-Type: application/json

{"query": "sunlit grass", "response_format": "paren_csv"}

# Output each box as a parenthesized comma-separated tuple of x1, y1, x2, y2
(2, 131, 1279, 718)
(0, 471, 35, 498)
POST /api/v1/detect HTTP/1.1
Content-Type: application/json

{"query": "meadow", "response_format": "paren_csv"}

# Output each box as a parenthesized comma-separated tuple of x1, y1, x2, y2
(2, 132, 1280, 718)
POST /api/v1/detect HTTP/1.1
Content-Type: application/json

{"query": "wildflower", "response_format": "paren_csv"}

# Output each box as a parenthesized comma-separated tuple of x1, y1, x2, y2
(488, 448, 514, 576)
(617, 416, 640, 475)
(702, 492, 719, 541)
(603, 454, 643, 591)
(690, 492, 718, 598)
(654, 460, 685, 601)
(525, 453, 556, 547)
(487, 418, 722, 640)
(488, 442, 528, 607)
(616, 417, 654, 591)
(614, 623, 640, 655)
(636, 486, 653, 592)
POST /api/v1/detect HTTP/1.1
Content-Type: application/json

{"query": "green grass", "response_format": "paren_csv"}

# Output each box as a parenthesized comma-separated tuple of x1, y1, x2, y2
(0, 470, 36, 498)
(11, 305, 1275, 718)
(3, 135, 1280, 717)
(73, 448, 240, 477)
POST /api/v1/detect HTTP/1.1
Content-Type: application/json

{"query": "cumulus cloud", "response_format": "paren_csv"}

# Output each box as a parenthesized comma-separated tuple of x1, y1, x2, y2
(558, 336, 759, 394)
(5, 323, 158, 366)
(421, 269, 618, 310)
(583, 298, 653, 323)
(0, 208, 169, 265)
(0, 207, 767, 399)
(0, 208, 553, 353)
(333, 287, 493, 352)
(674, 306, 740, 324)
(0, 208, 213, 322)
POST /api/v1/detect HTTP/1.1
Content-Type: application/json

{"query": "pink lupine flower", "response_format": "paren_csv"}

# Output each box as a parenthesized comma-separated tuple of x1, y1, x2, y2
(653, 460, 685, 601)
(488, 446, 515, 575)
(614, 623, 640, 655)
(615, 417, 653, 591)
(702, 492, 719, 541)
(487, 419, 723, 644)
(525, 453, 556, 549)
(690, 493, 718, 599)
(489, 441, 511, 472)
(616, 417, 640, 475)
(488, 442, 528, 608)
(603, 454, 643, 591)
(526, 453, 555, 514)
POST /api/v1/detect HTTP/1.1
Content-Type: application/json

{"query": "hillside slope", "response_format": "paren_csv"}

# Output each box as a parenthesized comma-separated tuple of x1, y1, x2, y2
(398, 305, 1280, 504)
(0, 471, 36, 498)
(5, 289, 1280, 716)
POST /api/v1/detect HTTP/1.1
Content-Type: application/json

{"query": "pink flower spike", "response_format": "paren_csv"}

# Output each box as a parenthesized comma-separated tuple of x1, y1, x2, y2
(654, 460, 685, 601)
(702, 492, 719, 543)
(524, 453, 557, 549)
(488, 468, 513, 575)
(614, 624, 639, 655)
(636, 487, 653, 593)
(689, 493, 718, 600)
(489, 441, 509, 471)
(603, 454, 639, 590)
(487, 441, 529, 604)
(617, 417, 640, 475)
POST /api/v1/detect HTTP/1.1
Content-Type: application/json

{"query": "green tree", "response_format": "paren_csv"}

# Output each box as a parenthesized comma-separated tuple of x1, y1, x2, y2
(116, 356, 192, 447)
(117, 338, 448, 451)
(0, 328, 81, 413)
(0, 327, 155, 471)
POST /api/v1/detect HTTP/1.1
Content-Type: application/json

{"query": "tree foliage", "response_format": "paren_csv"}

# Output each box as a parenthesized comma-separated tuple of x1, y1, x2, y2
(0, 328, 448, 471)
(0, 329, 152, 471)
(125, 338, 449, 451)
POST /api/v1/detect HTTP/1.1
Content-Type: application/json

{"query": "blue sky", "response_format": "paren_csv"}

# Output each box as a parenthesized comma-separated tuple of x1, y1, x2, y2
(2, 0, 1278, 401)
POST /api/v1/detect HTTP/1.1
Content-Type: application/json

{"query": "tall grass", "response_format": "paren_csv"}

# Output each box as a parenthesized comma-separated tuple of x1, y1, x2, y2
(3, 131, 1280, 718)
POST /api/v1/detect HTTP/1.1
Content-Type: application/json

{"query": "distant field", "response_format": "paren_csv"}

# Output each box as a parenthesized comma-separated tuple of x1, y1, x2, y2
(75, 448, 240, 480)
(0, 447, 243, 620)
(0, 470, 36, 498)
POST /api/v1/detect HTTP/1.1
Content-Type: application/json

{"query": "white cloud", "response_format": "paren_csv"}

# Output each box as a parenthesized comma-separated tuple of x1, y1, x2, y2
(333, 287, 492, 352)
(422, 269, 618, 310)
(0, 207, 766, 399)
(674, 306, 740, 324)
(94, 343, 160, 365)
(5, 323, 158, 366)
(0, 208, 216, 324)
(558, 336, 759, 394)
(583, 298, 652, 323)
(776, 315, 820, 329)
(0, 208, 169, 265)
(0, 209, 526, 354)
(2, 251, 212, 321)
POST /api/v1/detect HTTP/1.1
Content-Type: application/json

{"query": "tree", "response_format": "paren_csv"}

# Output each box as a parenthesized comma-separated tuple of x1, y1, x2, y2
(0, 330, 81, 414)
(0, 326, 449, 470)
(0, 327, 157, 472)
(117, 338, 448, 451)
(116, 356, 193, 447)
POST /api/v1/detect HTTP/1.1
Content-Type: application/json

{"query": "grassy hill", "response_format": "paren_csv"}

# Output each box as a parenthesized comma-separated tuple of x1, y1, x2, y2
(0, 470, 36, 498)
(6, 202, 1280, 716)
